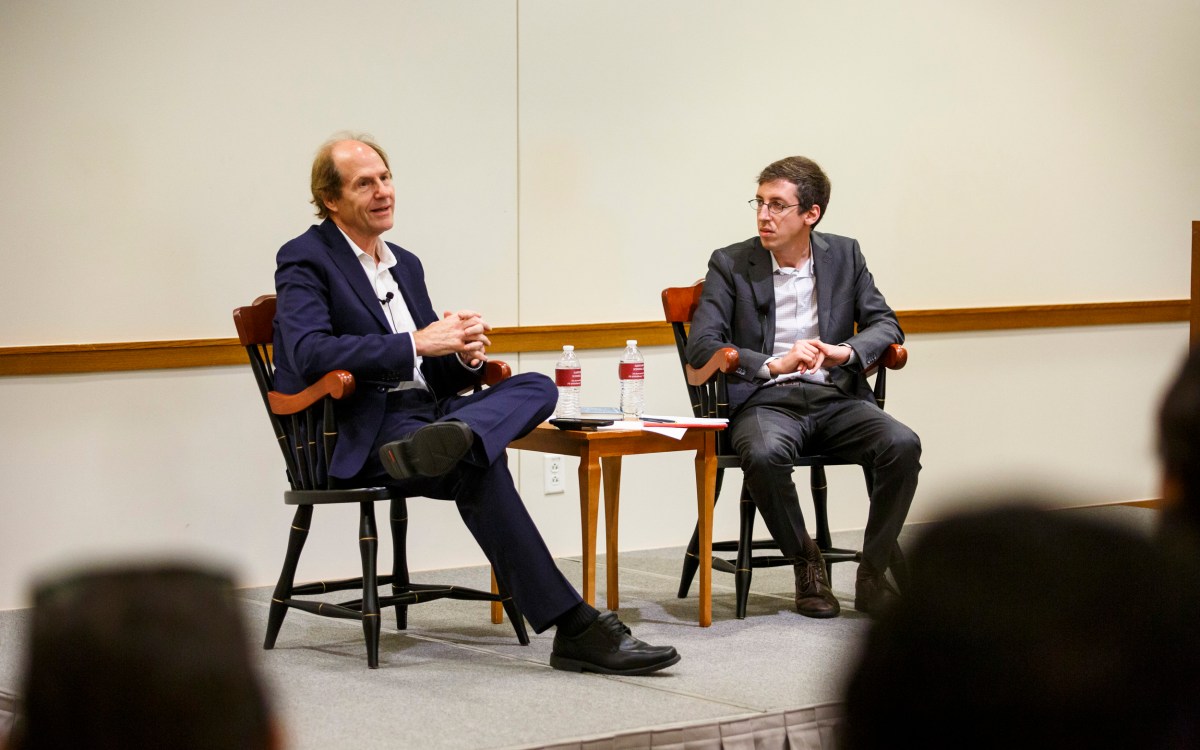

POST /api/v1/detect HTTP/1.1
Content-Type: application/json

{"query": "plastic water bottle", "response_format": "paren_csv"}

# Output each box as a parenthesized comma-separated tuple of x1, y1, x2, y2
(555, 345, 581, 418)
(618, 340, 645, 419)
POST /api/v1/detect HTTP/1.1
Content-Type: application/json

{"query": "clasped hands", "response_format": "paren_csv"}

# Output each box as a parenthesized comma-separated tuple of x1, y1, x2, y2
(413, 310, 492, 367)
(767, 338, 851, 377)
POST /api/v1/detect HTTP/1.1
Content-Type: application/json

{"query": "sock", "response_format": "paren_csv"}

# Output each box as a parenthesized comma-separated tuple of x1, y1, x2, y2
(800, 535, 822, 562)
(554, 602, 599, 637)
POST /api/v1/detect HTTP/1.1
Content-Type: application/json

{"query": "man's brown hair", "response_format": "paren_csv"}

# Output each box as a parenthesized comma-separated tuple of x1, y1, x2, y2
(757, 156, 831, 228)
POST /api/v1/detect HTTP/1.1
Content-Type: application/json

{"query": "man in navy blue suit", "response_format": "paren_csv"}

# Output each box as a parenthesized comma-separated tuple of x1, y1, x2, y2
(272, 134, 678, 675)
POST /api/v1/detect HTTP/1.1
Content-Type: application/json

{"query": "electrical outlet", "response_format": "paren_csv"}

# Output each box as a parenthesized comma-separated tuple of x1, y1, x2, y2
(543, 454, 565, 494)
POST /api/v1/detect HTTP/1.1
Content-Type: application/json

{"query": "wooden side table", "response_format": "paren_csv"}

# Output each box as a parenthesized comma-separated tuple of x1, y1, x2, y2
(505, 422, 722, 627)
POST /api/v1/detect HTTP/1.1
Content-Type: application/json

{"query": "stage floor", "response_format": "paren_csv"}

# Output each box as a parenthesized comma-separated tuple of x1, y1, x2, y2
(0, 505, 1157, 749)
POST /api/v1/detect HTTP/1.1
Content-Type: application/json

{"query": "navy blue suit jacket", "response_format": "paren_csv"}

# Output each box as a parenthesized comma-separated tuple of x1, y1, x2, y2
(685, 232, 903, 410)
(273, 219, 477, 479)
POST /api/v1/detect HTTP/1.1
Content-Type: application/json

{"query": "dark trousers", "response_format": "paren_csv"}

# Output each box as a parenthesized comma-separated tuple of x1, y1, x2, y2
(730, 380, 921, 572)
(348, 372, 581, 633)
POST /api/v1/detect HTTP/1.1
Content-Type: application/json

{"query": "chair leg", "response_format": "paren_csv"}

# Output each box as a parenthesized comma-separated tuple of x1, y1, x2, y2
(487, 568, 530, 644)
(734, 489, 756, 619)
(677, 524, 702, 598)
(359, 502, 382, 669)
(390, 497, 409, 631)
(810, 464, 834, 582)
(678, 469, 724, 598)
(493, 575, 530, 646)
(502, 598, 530, 645)
(265, 505, 312, 650)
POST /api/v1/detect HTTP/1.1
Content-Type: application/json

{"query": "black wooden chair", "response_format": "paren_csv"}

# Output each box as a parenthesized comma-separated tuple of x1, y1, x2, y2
(662, 281, 909, 619)
(233, 294, 528, 668)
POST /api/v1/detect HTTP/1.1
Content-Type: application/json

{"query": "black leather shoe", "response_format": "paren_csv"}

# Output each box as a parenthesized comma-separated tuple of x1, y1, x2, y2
(550, 612, 680, 675)
(379, 421, 474, 480)
(855, 562, 900, 616)
(795, 547, 840, 619)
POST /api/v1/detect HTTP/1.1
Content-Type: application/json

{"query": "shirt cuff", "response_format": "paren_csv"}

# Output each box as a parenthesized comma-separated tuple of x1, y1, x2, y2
(458, 353, 483, 371)
(838, 344, 857, 366)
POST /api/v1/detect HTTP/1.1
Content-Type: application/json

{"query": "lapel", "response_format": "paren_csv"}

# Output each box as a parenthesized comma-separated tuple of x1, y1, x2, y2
(317, 219, 392, 332)
(387, 250, 431, 329)
(811, 231, 834, 340)
(747, 240, 776, 349)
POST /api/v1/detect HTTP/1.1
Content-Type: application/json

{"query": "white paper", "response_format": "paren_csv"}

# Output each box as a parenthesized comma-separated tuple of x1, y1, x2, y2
(594, 417, 720, 441)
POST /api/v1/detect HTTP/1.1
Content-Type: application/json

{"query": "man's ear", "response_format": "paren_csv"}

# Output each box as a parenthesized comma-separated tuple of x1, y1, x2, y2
(323, 197, 339, 215)
(803, 205, 821, 227)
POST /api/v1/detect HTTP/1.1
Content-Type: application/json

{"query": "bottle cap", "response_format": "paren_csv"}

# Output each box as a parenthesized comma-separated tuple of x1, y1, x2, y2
(563, 345, 574, 351)
(626, 340, 637, 346)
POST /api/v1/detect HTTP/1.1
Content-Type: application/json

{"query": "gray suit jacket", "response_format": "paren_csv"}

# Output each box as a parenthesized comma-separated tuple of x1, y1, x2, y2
(685, 232, 903, 410)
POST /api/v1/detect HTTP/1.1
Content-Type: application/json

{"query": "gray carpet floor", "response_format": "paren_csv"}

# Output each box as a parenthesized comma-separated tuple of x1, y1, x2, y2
(0, 505, 1157, 749)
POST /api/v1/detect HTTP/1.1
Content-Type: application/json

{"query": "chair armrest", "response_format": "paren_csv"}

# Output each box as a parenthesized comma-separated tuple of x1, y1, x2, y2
(268, 371, 356, 416)
(867, 344, 908, 374)
(685, 348, 739, 387)
(480, 359, 511, 387)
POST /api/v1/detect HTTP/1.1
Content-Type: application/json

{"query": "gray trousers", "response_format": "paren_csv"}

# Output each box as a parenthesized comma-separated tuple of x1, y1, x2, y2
(730, 380, 921, 573)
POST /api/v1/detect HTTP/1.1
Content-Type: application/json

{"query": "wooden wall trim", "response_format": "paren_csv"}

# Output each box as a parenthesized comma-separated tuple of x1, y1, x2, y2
(1061, 498, 1164, 511)
(1, 339, 249, 376)
(1119, 498, 1164, 510)
(899, 299, 1189, 334)
(0, 299, 1189, 377)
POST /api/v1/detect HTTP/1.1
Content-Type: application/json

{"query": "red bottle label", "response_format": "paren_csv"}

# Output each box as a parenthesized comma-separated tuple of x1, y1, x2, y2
(618, 362, 644, 380)
(555, 368, 581, 387)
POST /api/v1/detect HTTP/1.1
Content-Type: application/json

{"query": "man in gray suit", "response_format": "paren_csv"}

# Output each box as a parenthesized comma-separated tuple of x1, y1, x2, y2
(686, 156, 921, 618)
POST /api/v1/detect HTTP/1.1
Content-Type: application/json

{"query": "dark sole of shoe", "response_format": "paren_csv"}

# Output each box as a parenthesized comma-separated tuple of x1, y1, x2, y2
(796, 602, 841, 619)
(549, 652, 681, 676)
(379, 422, 474, 480)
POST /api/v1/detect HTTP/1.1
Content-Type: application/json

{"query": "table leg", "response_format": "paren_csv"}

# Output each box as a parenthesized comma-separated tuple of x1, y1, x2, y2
(694, 432, 717, 627)
(601, 455, 622, 612)
(578, 448, 601, 608)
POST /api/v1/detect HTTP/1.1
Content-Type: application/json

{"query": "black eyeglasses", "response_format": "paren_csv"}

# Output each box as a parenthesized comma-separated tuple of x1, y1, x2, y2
(748, 198, 801, 216)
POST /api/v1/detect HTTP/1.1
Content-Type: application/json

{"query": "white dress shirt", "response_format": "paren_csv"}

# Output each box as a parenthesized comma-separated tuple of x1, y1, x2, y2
(340, 227, 427, 390)
(760, 253, 855, 384)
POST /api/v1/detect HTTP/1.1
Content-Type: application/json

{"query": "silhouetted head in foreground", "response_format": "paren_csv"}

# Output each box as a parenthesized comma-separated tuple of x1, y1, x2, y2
(841, 504, 1200, 749)
(1159, 344, 1200, 543)
(8, 563, 278, 750)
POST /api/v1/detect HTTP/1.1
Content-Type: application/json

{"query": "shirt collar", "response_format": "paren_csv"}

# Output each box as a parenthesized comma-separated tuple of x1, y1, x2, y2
(771, 252, 812, 277)
(336, 226, 396, 271)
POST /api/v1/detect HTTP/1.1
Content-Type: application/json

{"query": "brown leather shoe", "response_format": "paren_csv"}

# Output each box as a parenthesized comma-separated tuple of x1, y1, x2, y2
(855, 561, 900, 616)
(794, 546, 840, 619)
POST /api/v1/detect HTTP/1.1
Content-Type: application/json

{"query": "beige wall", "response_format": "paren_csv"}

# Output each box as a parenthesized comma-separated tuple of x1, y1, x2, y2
(0, 0, 1196, 610)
